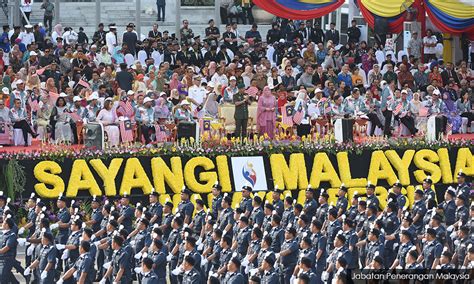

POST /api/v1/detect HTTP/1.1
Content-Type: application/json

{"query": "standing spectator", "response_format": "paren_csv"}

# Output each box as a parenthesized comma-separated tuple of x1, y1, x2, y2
(20, 0, 32, 26)
(40, 0, 55, 34)
(156, 0, 166, 22)
(245, 24, 262, 43)
(220, 0, 233, 25)
(205, 19, 220, 47)
(115, 63, 134, 92)
(92, 23, 106, 47)
(407, 31, 422, 60)
(180, 20, 194, 45)
(325, 22, 339, 45)
(123, 23, 138, 56)
(106, 24, 117, 54)
(311, 22, 325, 44)
(423, 29, 437, 63)
(347, 20, 361, 44)
(266, 23, 282, 44)
(257, 86, 276, 138)
(233, 83, 249, 138)
(241, 0, 254, 25)
(77, 27, 89, 45)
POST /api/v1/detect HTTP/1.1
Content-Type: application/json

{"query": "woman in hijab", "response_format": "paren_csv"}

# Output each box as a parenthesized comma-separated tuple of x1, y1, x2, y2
(96, 46, 112, 65)
(442, 91, 462, 133)
(37, 95, 52, 140)
(294, 89, 311, 137)
(169, 72, 180, 90)
(45, 78, 58, 94)
(97, 98, 120, 147)
(154, 93, 171, 122)
(112, 46, 124, 65)
(50, 96, 73, 143)
(145, 71, 157, 91)
(257, 86, 276, 138)
(51, 24, 63, 45)
(208, 61, 217, 78)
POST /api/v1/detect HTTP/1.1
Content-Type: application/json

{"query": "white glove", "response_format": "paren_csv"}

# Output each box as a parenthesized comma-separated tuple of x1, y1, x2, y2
(447, 225, 454, 232)
(130, 240, 136, 247)
(201, 255, 208, 266)
(134, 252, 142, 260)
(18, 227, 25, 235)
(322, 271, 329, 281)
(222, 230, 227, 236)
(91, 234, 96, 241)
(94, 240, 101, 246)
(18, 238, 26, 246)
(24, 267, 31, 276)
(275, 253, 280, 259)
(57, 278, 64, 284)
(27, 244, 35, 256)
(134, 267, 142, 274)
(166, 253, 173, 261)
(171, 267, 183, 275)
(197, 243, 204, 251)
(290, 275, 296, 284)
(61, 249, 69, 260)
(245, 265, 250, 274)
(99, 279, 106, 284)
(103, 261, 111, 269)
(41, 270, 47, 280)
(50, 223, 59, 230)
(241, 257, 249, 267)
(56, 244, 66, 250)
(249, 268, 259, 276)
(196, 237, 202, 246)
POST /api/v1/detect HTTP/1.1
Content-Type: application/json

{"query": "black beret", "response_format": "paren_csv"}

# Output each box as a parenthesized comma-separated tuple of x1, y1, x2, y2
(426, 228, 436, 237)
(242, 186, 252, 192)
(182, 188, 192, 195)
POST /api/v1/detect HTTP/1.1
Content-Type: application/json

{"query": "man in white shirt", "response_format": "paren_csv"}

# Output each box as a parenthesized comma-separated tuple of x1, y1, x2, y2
(20, 25, 35, 46)
(422, 29, 438, 63)
(106, 24, 118, 54)
(187, 75, 207, 118)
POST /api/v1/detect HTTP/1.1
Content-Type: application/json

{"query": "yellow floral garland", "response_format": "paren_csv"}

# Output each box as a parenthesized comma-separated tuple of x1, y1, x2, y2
(34, 161, 64, 198)
(66, 160, 101, 197)
(184, 157, 218, 193)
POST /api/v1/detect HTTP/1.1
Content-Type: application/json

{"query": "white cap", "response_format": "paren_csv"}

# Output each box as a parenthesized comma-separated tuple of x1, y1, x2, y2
(127, 90, 135, 96)
(25, 24, 33, 29)
(143, 97, 153, 104)
(181, 100, 190, 106)
(40, 82, 46, 89)
(16, 79, 24, 84)
(433, 89, 441, 96)
(88, 92, 99, 100)
(314, 88, 323, 93)
(279, 39, 285, 43)
(207, 81, 215, 88)
(73, 96, 82, 102)
(29, 51, 37, 56)
(229, 76, 236, 81)
(401, 90, 408, 94)
(2, 87, 9, 95)
(59, 92, 68, 98)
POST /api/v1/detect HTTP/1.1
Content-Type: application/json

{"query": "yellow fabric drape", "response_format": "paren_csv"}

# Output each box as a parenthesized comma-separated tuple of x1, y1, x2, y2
(360, 0, 413, 18)
(429, 0, 474, 20)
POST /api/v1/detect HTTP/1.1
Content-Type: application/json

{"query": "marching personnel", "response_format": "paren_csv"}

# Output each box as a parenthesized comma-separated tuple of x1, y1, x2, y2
(93, 203, 113, 281)
(422, 176, 437, 204)
(132, 218, 150, 261)
(438, 250, 455, 270)
(260, 253, 279, 284)
(296, 257, 317, 284)
(411, 189, 427, 235)
(118, 193, 135, 233)
(240, 186, 253, 218)
(453, 193, 469, 228)
(391, 181, 407, 217)
(437, 187, 456, 227)
(279, 226, 299, 283)
(232, 216, 251, 259)
(390, 230, 414, 269)
(218, 195, 234, 237)
(365, 183, 379, 210)
(223, 256, 245, 284)
(245, 227, 262, 269)
(141, 257, 160, 284)
(303, 187, 318, 219)
(356, 204, 376, 267)
(62, 217, 83, 271)
(281, 196, 295, 228)
(148, 189, 163, 226)
(24, 231, 57, 284)
(149, 239, 167, 283)
(346, 194, 359, 221)
(262, 204, 274, 233)
(324, 208, 342, 254)
(271, 189, 284, 217)
(167, 215, 183, 284)
(160, 201, 174, 241)
(249, 196, 264, 228)
(210, 183, 223, 220)
(178, 189, 195, 225)
(292, 236, 314, 278)
(51, 193, 71, 273)
(100, 234, 132, 284)
(295, 215, 310, 244)
(86, 196, 103, 233)
(0, 216, 19, 284)
(182, 255, 201, 284)
(365, 228, 384, 268)
(18, 193, 37, 274)
(418, 228, 442, 269)
(341, 218, 358, 273)
(309, 219, 327, 281)
(452, 226, 471, 268)
(405, 249, 423, 269)
(324, 233, 350, 283)
(354, 200, 366, 233)
(82, 228, 97, 260)
(455, 170, 470, 201)
(256, 235, 274, 269)
(189, 199, 206, 239)
(336, 185, 348, 217)
(315, 190, 329, 224)
(382, 201, 400, 266)
(58, 240, 96, 284)
(216, 236, 233, 277)
(268, 215, 284, 253)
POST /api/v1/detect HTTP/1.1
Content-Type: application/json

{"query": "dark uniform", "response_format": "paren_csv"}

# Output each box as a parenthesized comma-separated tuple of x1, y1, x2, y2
(455, 205, 469, 225)
(366, 240, 384, 267)
(311, 231, 327, 274)
(395, 242, 414, 268)
(192, 210, 206, 237)
(151, 249, 167, 283)
(269, 226, 284, 253)
(303, 198, 318, 219)
(218, 207, 234, 233)
(0, 229, 17, 283)
(149, 202, 163, 226)
(412, 199, 427, 234)
(421, 240, 442, 268)
(280, 238, 299, 283)
(91, 207, 103, 233)
(37, 243, 57, 283)
(111, 246, 132, 284)
(167, 228, 181, 283)
(454, 236, 471, 268)
(233, 92, 249, 138)
(73, 253, 95, 283)
(249, 207, 264, 227)
(162, 213, 174, 241)
(383, 211, 400, 266)
(211, 195, 222, 220)
(178, 200, 195, 223)
(182, 267, 201, 284)
(236, 227, 251, 259)
(366, 195, 379, 210)
(56, 208, 71, 245)
(273, 199, 284, 217)
(440, 199, 456, 226)
(239, 197, 253, 217)
(262, 268, 279, 284)
(142, 271, 160, 284)
(325, 220, 341, 253)
(455, 182, 470, 201)
(336, 196, 348, 215)
(315, 203, 328, 224)
(65, 230, 82, 270)
(119, 205, 135, 234)
(281, 206, 294, 228)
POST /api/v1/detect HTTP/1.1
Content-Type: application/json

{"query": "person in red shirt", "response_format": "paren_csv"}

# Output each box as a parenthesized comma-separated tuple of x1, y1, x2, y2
(277, 84, 288, 115)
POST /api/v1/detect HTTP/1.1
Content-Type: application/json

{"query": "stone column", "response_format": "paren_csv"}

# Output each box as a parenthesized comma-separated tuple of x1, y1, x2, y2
(214, 0, 221, 27)
(175, 0, 180, 41)
(136, 0, 141, 37)
(96, 0, 101, 28)
(55, 0, 60, 25)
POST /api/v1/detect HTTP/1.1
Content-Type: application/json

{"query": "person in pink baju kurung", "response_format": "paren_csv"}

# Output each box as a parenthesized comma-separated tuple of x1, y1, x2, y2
(257, 86, 276, 138)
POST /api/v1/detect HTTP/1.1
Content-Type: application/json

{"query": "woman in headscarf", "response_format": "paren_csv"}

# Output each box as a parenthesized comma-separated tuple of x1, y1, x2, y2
(409, 92, 427, 134)
(155, 71, 166, 93)
(294, 89, 311, 137)
(169, 89, 181, 106)
(154, 93, 171, 122)
(45, 78, 58, 94)
(133, 74, 147, 93)
(97, 98, 120, 147)
(242, 65, 254, 88)
(26, 72, 41, 91)
(457, 91, 473, 133)
(169, 73, 180, 90)
(51, 24, 63, 45)
(257, 86, 276, 138)
(208, 61, 217, 78)
(49, 96, 73, 143)
(111, 46, 124, 65)
(96, 46, 112, 65)
(145, 71, 157, 91)
(37, 95, 52, 140)
(203, 84, 218, 118)
(442, 91, 462, 133)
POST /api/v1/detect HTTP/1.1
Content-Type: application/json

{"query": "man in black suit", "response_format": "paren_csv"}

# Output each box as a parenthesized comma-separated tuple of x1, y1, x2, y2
(148, 24, 162, 41)
(441, 62, 460, 87)
(163, 42, 178, 68)
(311, 22, 325, 44)
(325, 22, 339, 45)
(204, 45, 218, 63)
(189, 42, 204, 68)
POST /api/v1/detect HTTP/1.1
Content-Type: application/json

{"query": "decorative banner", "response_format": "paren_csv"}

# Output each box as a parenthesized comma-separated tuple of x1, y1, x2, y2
(253, 0, 345, 20)
(6, 147, 472, 211)
(357, 0, 408, 34)
(425, 0, 474, 36)
(231, 156, 268, 191)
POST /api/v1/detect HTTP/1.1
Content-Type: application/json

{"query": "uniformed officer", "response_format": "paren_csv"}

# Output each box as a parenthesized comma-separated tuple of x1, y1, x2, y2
(453, 226, 471, 268)
(260, 253, 279, 284)
(210, 183, 223, 220)
(218, 195, 235, 237)
(0, 191, 7, 222)
(160, 201, 174, 241)
(167, 215, 183, 284)
(390, 230, 414, 269)
(190, 199, 206, 238)
(454, 193, 469, 228)
(148, 189, 163, 226)
(233, 216, 251, 259)
(293, 236, 314, 277)
(295, 215, 310, 244)
(391, 181, 407, 217)
(346, 193, 359, 221)
(182, 255, 201, 284)
(132, 218, 149, 262)
(324, 208, 341, 254)
(141, 257, 160, 284)
(341, 218, 358, 272)
(296, 257, 317, 284)
(245, 227, 262, 269)
(52, 193, 71, 272)
(365, 228, 384, 268)
(309, 219, 327, 278)
(279, 226, 299, 283)
(281, 196, 295, 228)
(412, 189, 427, 235)
(86, 195, 103, 233)
(422, 176, 437, 204)
(149, 238, 167, 283)
(336, 185, 348, 217)
(101, 234, 132, 284)
(324, 233, 350, 283)
(438, 250, 455, 270)
(24, 231, 57, 284)
(315, 191, 329, 224)
(0, 216, 18, 283)
(216, 236, 233, 276)
(118, 193, 135, 234)
(271, 189, 284, 217)
(418, 228, 442, 269)
(250, 196, 264, 227)
(223, 256, 245, 284)
(18, 193, 37, 270)
(178, 188, 195, 224)
(262, 203, 274, 233)
(268, 215, 284, 253)
(405, 249, 423, 269)
(59, 240, 95, 284)
(455, 170, 470, 201)
(240, 186, 253, 218)
(303, 187, 318, 219)
(382, 201, 400, 266)
(438, 187, 457, 226)
(365, 182, 379, 210)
